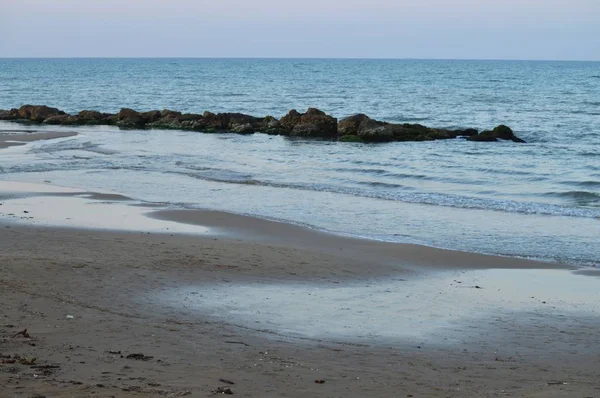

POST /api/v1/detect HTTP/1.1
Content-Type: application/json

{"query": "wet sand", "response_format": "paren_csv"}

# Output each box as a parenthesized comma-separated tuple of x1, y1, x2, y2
(0, 130, 77, 148)
(1, 183, 600, 397)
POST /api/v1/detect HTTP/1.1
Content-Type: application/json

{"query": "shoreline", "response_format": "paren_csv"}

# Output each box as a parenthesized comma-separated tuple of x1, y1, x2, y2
(1, 180, 600, 396)
(0, 179, 575, 272)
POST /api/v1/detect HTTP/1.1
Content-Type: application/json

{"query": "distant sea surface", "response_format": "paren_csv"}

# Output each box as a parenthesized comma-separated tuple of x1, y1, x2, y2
(0, 59, 599, 266)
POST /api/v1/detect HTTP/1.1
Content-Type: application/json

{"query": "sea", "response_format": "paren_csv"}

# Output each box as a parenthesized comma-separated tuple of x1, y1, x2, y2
(0, 58, 598, 267)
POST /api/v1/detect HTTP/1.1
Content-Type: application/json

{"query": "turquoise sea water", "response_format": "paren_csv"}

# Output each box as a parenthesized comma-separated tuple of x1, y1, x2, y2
(0, 59, 599, 266)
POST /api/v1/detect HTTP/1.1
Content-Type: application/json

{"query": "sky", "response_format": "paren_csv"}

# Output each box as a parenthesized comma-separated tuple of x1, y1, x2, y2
(1, 0, 599, 60)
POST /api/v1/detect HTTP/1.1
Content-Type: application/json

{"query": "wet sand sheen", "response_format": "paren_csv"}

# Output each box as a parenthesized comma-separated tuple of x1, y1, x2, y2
(149, 209, 568, 271)
(0, 130, 77, 148)
(0, 182, 599, 396)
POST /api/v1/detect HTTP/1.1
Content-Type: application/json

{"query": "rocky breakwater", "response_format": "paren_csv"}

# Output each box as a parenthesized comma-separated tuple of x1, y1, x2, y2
(0, 105, 526, 143)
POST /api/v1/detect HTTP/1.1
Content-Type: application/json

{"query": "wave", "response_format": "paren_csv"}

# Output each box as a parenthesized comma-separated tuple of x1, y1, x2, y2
(334, 167, 430, 180)
(560, 180, 600, 188)
(577, 180, 600, 188)
(545, 191, 600, 203)
(28, 140, 118, 155)
(172, 169, 600, 219)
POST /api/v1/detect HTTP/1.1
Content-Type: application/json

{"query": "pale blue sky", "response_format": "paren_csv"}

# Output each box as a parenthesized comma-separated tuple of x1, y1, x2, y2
(1, 0, 599, 60)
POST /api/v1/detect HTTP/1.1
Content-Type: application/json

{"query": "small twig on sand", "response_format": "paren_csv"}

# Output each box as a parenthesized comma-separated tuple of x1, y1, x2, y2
(12, 329, 30, 338)
(20, 357, 36, 365)
(211, 387, 233, 395)
(219, 378, 235, 385)
(224, 341, 249, 347)
(126, 353, 154, 361)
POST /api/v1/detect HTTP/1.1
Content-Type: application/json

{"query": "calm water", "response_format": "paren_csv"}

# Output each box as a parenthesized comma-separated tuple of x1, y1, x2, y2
(0, 59, 599, 266)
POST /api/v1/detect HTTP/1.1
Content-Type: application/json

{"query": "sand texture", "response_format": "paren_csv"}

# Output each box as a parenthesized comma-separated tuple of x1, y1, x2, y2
(1, 220, 599, 397)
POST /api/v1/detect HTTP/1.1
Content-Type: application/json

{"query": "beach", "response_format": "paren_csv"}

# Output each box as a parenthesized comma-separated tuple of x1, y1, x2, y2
(1, 177, 600, 397)
(0, 57, 598, 397)
(0, 129, 78, 149)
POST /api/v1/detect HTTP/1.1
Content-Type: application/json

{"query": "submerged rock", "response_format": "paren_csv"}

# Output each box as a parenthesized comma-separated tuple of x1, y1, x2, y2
(337, 114, 482, 142)
(467, 125, 526, 143)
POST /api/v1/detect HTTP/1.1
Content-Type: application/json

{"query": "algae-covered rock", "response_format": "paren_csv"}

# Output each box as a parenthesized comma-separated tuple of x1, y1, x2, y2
(280, 108, 337, 138)
(16, 105, 66, 122)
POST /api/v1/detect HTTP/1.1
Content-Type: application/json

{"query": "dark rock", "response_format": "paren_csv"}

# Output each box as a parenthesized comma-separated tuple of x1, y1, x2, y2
(468, 125, 525, 143)
(43, 115, 76, 125)
(116, 108, 145, 129)
(339, 115, 483, 142)
(141, 110, 161, 124)
(78, 110, 103, 121)
(1, 104, 524, 145)
(338, 135, 364, 143)
(338, 114, 392, 142)
(148, 112, 206, 131)
(74, 110, 118, 125)
(16, 105, 66, 122)
(338, 114, 375, 136)
(161, 109, 182, 118)
(456, 128, 479, 137)
(279, 109, 301, 131)
(0, 109, 11, 120)
(280, 108, 337, 138)
(116, 109, 161, 128)
(231, 123, 255, 134)
(468, 131, 498, 142)
(204, 112, 263, 130)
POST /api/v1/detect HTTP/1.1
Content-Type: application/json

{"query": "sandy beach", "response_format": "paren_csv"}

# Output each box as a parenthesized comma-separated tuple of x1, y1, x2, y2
(1, 180, 599, 397)
(0, 129, 78, 149)
(2, 0, 599, 395)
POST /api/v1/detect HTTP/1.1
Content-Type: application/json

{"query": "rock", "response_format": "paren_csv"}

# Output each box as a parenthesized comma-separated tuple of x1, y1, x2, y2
(78, 110, 103, 121)
(148, 112, 207, 131)
(0, 104, 524, 144)
(338, 135, 364, 143)
(457, 128, 479, 137)
(231, 123, 255, 134)
(261, 116, 283, 134)
(141, 110, 161, 124)
(338, 114, 393, 142)
(280, 108, 338, 138)
(74, 110, 118, 125)
(116, 108, 145, 129)
(16, 105, 66, 122)
(203, 112, 263, 130)
(43, 115, 75, 125)
(338, 114, 375, 136)
(338, 115, 483, 142)
(468, 125, 525, 143)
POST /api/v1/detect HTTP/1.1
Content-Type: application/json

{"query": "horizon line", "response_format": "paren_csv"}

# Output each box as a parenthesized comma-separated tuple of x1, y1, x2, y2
(0, 56, 599, 63)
